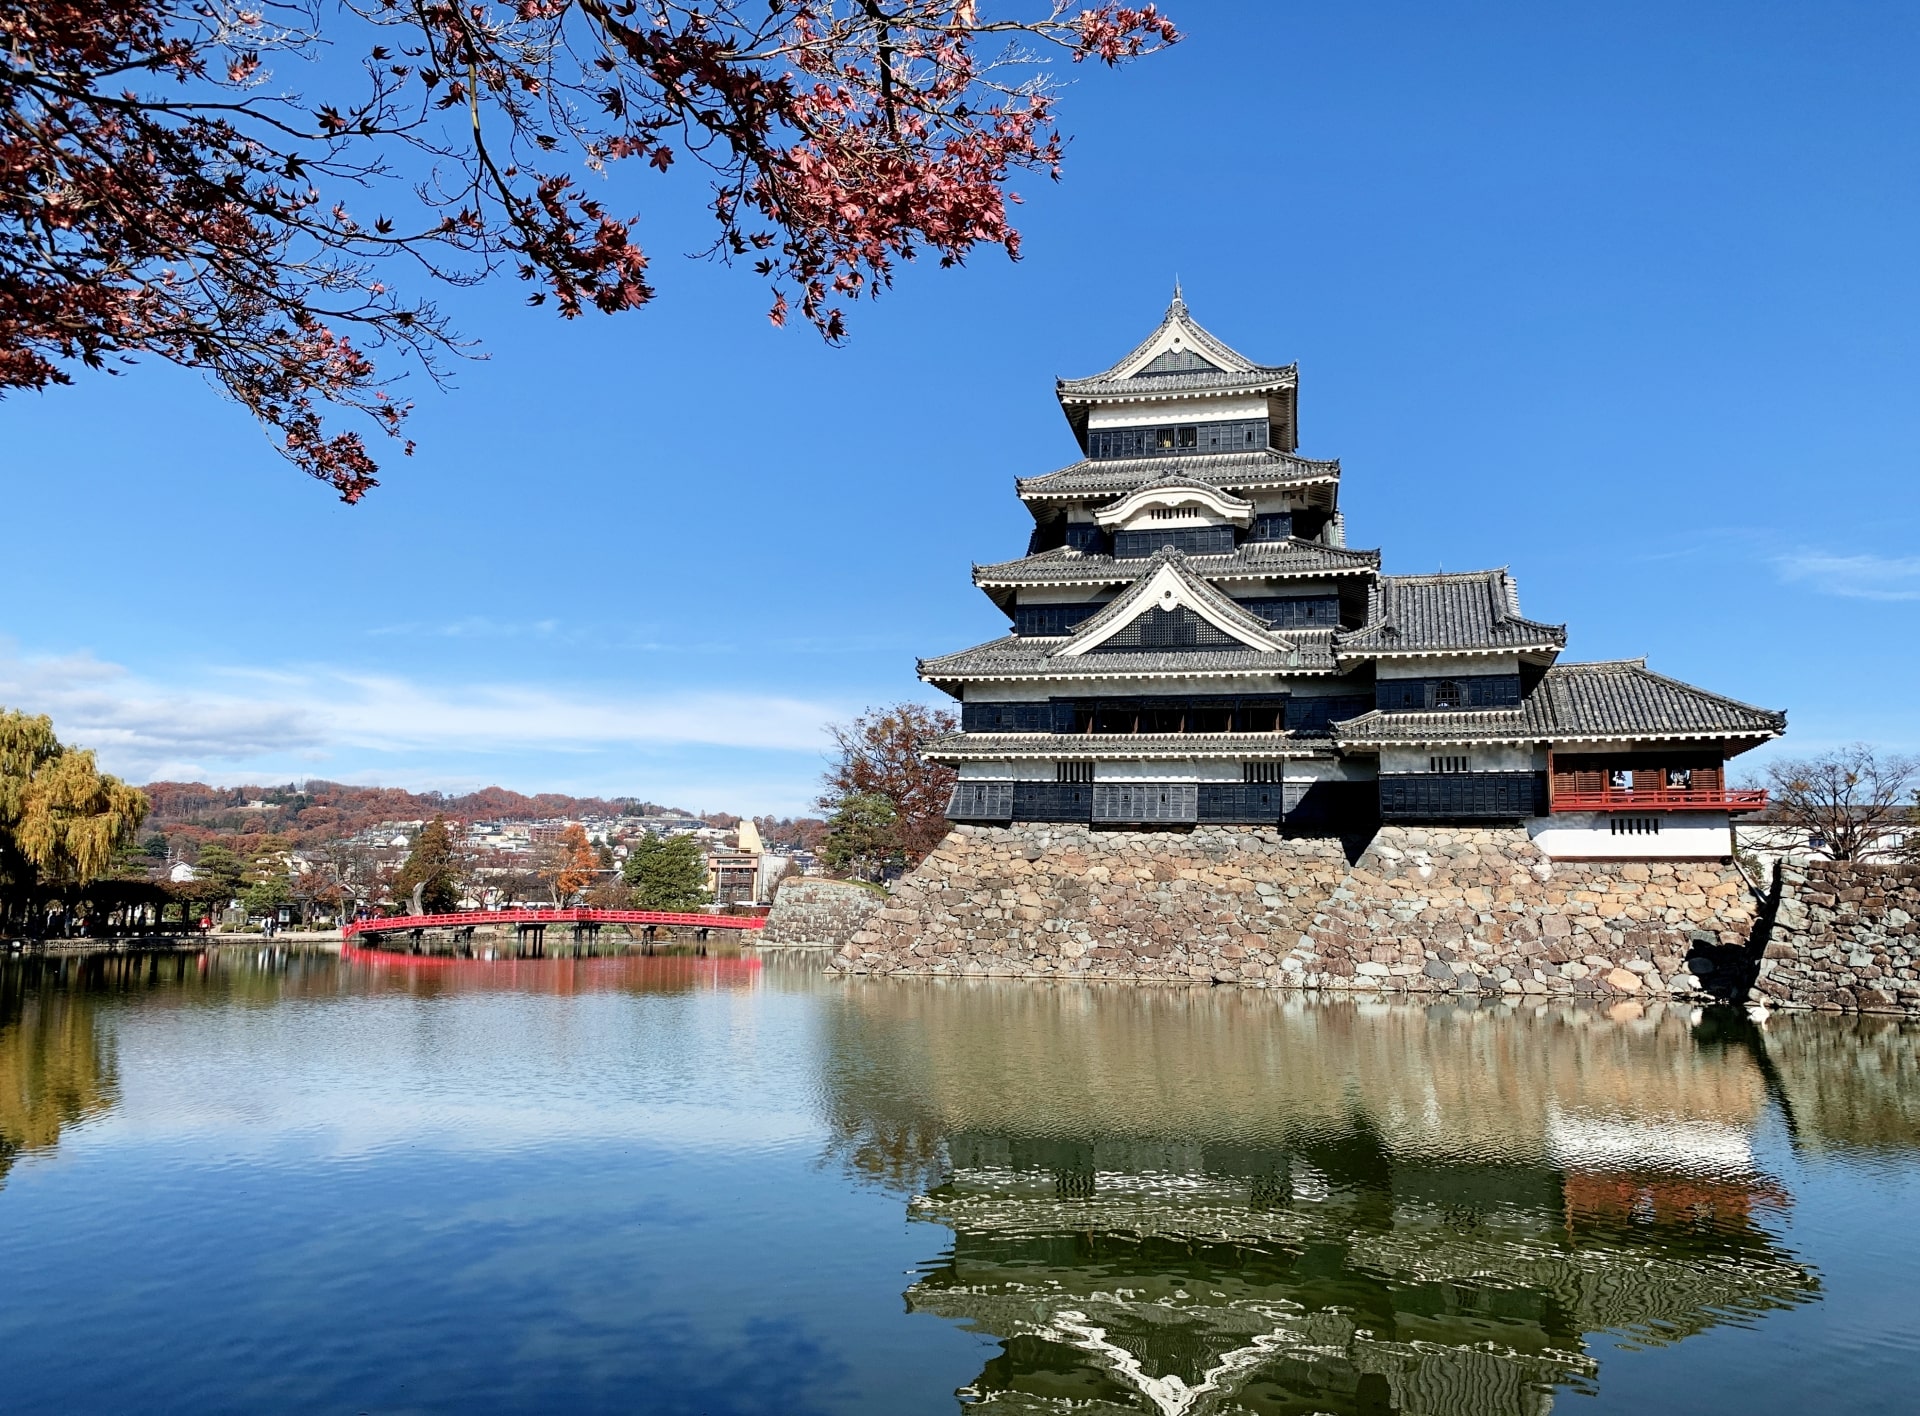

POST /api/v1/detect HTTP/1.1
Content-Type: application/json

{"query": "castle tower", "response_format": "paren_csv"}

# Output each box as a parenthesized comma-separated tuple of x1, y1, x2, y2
(919, 292, 1783, 857)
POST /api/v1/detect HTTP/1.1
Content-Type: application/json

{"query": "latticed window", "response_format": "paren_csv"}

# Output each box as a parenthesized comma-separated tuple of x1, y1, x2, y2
(1244, 762, 1284, 783)
(1056, 761, 1094, 783)
(1433, 681, 1463, 709)
(1102, 606, 1238, 652)
(1428, 755, 1469, 773)
(1086, 419, 1270, 460)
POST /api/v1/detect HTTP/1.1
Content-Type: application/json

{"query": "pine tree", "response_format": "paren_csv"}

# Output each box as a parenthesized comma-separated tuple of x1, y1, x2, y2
(621, 835, 711, 911)
(391, 815, 462, 914)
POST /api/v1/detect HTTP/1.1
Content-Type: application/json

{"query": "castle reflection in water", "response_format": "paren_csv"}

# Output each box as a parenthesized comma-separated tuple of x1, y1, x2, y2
(7, 952, 1920, 1413)
(818, 981, 1920, 1416)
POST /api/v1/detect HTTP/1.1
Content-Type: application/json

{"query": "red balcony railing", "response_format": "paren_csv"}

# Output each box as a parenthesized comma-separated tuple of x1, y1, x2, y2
(1549, 787, 1768, 814)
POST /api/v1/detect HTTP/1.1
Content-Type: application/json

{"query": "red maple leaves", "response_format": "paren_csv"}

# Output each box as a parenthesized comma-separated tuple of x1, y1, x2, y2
(1, 1, 1177, 499)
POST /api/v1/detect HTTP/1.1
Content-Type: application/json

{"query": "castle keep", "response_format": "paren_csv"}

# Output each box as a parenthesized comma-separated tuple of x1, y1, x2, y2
(923, 290, 1784, 857)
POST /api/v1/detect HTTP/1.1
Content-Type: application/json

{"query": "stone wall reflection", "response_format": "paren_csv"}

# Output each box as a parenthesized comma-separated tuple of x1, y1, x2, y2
(816, 985, 1865, 1415)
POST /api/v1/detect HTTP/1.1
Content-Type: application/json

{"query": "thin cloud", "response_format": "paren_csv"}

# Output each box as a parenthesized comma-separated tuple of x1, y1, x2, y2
(1773, 551, 1920, 602)
(0, 644, 846, 784)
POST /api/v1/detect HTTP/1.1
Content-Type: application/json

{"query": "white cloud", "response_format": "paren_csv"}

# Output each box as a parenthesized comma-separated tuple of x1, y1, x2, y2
(0, 643, 846, 786)
(1772, 550, 1920, 602)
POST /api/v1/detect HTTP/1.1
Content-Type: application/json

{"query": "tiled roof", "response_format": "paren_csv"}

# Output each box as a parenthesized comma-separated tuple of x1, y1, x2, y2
(973, 539, 1379, 589)
(1525, 658, 1787, 740)
(1330, 708, 1532, 745)
(1338, 570, 1566, 656)
(925, 732, 1334, 762)
(1333, 659, 1787, 746)
(1055, 293, 1294, 401)
(1017, 449, 1340, 501)
(1058, 366, 1299, 400)
(920, 631, 1340, 684)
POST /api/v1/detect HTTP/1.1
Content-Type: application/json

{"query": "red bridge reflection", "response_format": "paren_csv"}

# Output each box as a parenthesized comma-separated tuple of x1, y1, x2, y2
(342, 908, 766, 941)
(341, 945, 762, 996)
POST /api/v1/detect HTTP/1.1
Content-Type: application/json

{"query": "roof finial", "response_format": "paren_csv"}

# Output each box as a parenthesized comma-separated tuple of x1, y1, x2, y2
(1171, 275, 1184, 309)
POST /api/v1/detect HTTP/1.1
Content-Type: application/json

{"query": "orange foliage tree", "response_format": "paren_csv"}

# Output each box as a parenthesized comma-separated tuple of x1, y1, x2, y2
(818, 702, 958, 869)
(539, 823, 599, 906)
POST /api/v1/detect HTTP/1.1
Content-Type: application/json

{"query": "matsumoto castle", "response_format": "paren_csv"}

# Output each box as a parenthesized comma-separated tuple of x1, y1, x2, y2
(922, 290, 1785, 859)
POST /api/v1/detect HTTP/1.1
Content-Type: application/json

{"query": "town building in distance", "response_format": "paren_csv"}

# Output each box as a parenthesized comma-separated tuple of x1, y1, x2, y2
(923, 291, 1784, 859)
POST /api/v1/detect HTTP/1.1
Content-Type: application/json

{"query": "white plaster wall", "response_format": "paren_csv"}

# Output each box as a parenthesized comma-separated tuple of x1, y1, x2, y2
(1098, 760, 1207, 782)
(1231, 578, 1339, 597)
(956, 761, 1014, 780)
(1528, 812, 1734, 860)
(1016, 587, 1116, 605)
(1115, 507, 1218, 532)
(1032, 673, 1342, 695)
(1279, 759, 1368, 782)
(1381, 744, 1536, 773)
(962, 685, 1051, 702)
(1085, 396, 1268, 430)
(1375, 655, 1520, 679)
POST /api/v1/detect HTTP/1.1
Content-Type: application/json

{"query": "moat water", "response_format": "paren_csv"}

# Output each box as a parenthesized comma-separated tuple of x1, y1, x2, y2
(4, 948, 1919, 1415)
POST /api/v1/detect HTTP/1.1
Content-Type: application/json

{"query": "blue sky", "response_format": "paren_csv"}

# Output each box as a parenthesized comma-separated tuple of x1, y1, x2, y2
(3, 0, 1916, 816)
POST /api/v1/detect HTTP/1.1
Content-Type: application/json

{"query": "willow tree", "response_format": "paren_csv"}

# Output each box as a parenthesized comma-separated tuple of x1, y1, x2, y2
(0, 710, 149, 930)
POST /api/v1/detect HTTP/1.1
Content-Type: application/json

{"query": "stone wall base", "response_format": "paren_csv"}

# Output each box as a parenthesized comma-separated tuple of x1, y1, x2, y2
(761, 878, 885, 947)
(835, 823, 1761, 1005)
(1756, 861, 1920, 1014)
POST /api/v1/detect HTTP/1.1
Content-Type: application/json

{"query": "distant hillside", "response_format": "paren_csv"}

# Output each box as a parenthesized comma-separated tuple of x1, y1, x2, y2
(139, 780, 694, 846)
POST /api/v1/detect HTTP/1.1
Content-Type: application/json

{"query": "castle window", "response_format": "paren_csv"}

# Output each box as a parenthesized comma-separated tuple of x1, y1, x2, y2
(1244, 763, 1284, 783)
(1178, 426, 1197, 449)
(1057, 761, 1094, 783)
(1611, 817, 1661, 836)
(1609, 768, 1632, 790)
(1155, 427, 1176, 451)
(1433, 680, 1462, 709)
(1428, 755, 1468, 773)
(1667, 768, 1693, 789)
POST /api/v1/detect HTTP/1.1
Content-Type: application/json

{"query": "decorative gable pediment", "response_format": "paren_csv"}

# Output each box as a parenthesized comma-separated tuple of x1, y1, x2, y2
(1056, 555, 1297, 658)
(1092, 480, 1254, 530)
(1111, 291, 1262, 382)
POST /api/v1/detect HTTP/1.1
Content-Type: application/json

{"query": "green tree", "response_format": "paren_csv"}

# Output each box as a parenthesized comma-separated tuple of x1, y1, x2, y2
(241, 875, 291, 920)
(622, 835, 711, 911)
(391, 815, 462, 914)
(0, 709, 148, 928)
(187, 843, 247, 908)
(819, 793, 903, 883)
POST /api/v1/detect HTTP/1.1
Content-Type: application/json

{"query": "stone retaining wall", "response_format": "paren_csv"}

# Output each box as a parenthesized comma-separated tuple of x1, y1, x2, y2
(1755, 861, 1920, 1014)
(835, 824, 1760, 1004)
(760, 878, 885, 947)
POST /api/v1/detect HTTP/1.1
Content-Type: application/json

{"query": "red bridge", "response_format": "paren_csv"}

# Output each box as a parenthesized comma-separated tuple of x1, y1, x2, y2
(342, 908, 766, 941)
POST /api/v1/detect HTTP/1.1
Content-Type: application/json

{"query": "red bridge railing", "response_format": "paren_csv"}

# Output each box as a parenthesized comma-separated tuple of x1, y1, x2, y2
(342, 907, 766, 940)
(1549, 787, 1769, 814)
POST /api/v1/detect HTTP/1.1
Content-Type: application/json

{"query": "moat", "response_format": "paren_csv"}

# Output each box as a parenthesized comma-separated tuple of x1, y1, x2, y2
(4, 948, 1920, 1415)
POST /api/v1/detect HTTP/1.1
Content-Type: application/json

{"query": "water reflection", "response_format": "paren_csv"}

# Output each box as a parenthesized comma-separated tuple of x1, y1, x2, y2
(820, 984, 1845, 1415)
(0, 957, 120, 1188)
(2, 953, 1919, 1414)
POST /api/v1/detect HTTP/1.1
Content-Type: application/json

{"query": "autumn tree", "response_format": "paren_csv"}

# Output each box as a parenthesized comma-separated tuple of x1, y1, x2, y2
(2, 2, 1177, 500)
(392, 814, 462, 913)
(817, 702, 958, 868)
(622, 833, 710, 910)
(1762, 746, 1920, 862)
(539, 823, 599, 905)
(0, 710, 148, 930)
